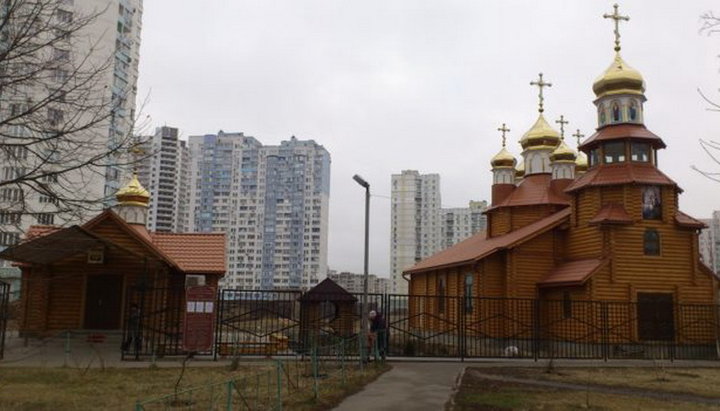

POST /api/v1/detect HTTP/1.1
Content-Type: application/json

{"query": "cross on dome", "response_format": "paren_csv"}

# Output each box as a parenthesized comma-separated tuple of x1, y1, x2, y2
(498, 123, 510, 148)
(572, 129, 585, 148)
(555, 115, 569, 140)
(530, 73, 552, 113)
(603, 3, 630, 52)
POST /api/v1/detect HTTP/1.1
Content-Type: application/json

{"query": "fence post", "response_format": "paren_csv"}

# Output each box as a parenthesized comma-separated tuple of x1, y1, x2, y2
(312, 346, 319, 400)
(601, 302, 609, 362)
(64, 330, 70, 367)
(276, 360, 283, 411)
(340, 338, 346, 385)
(459, 297, 465, 362)
(214, 289, 223, 361)
(225, 379, 233, 411)
(533, 299, 540, 362)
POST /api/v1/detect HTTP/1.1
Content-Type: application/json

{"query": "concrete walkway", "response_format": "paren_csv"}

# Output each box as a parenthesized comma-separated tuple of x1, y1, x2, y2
(333, 362, 465, 411)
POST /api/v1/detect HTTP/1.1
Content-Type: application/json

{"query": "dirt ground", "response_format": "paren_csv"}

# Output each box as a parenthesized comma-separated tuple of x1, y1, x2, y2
(452, 366, 720, 410)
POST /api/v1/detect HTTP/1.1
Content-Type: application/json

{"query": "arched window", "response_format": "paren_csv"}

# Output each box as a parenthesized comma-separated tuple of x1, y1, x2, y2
(644, 229, 660, 256)
(464, 274, 473, 313)
(437, 276, 446, 314)
(612, 102, 621, 122)
(599, 106, 606, 125)
(629, 100, 638, 121)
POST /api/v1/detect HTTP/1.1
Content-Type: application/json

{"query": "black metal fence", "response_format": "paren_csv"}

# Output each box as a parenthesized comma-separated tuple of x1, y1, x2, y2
(0, 281, 8, 359)
(215, 291, 720, 361)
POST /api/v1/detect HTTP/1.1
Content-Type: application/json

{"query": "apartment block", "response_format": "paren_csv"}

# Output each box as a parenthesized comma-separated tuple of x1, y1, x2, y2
(188, 132, 330, 290)
(327, 270, 391, 294)
(441, 200, 488, 249)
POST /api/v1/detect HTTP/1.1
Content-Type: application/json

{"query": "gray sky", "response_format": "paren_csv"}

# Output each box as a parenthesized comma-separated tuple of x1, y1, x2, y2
(136, 1, 719, 278)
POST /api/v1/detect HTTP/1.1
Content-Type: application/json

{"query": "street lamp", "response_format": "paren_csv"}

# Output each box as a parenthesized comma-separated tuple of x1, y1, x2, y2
(352, 174, 370, 365)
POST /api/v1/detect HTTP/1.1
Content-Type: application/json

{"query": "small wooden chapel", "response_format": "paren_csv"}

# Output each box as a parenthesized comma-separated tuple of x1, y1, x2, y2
(404, 6, 717, 343)
(0, 175, 226, 336)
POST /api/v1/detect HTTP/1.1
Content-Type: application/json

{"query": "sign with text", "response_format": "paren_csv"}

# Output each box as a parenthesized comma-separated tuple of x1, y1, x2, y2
(183, 285, 216, 352)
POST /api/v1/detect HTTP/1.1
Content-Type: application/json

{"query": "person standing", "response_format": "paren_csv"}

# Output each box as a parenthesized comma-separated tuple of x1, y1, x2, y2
(368, 310, 387, 361)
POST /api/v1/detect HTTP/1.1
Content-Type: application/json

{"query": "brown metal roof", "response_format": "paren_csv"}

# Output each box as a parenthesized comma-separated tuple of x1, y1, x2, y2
(405, 208, 571, 275)
(298, 278, 358, 302)
(151, 232, 226, 274)
(675, 211, 707, 229)
(538, 259, 607, 288)
(565, 163, 677, 193)
(579, 124, 666, 150)
(487, 174, 571, 211)
(589, 203, 634, 225)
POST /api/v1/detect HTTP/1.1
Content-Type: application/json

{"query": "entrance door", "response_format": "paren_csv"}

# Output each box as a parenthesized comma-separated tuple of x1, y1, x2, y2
(637, 293, 675, 341)
(84, 275, 123, 329)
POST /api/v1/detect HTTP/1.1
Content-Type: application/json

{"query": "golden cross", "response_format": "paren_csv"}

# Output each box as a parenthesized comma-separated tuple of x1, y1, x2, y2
(497, 123, 510, 147)
(572, 129, 585, 148)
(529, 72, 552, 113)
(603, 4, 630, 52)
(555, 115, 569, 140)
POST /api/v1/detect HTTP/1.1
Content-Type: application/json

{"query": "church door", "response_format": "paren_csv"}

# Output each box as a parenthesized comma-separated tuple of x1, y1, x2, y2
(84, 275, 123, 329)
(636, 293, 675, 341)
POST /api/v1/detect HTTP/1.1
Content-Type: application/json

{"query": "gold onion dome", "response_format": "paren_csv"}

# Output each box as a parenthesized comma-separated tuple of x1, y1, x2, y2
(550, 140, 577, 162)
(116, 174, 150, 207)
(491, 147, 516, 168)
(515, 162, 525, 178)
(520, 114, 560, 150)
(592, 53, 645, 98)
(575, 151, 588, 172)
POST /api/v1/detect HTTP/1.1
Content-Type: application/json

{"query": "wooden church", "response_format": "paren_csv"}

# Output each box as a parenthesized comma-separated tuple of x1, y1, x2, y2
(0, 175, 225, 336)
(404, 7, 717, 346)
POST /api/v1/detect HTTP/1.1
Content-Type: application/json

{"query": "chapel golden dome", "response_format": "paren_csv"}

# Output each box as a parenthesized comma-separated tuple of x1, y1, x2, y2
(575, 151, 588, 173)
(116, 174, 150, 207)
(592, 53, 645, 99)
(549, 140, 577, 162)
(515, 162, 525, 178)
(491, 147, 517, 168)
(520, 114, 561, 150)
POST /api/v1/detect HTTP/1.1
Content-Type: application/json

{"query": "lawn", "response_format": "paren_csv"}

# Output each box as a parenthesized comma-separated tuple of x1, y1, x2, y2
(0, 360, 389, 410)
(452, 366, 720, 410)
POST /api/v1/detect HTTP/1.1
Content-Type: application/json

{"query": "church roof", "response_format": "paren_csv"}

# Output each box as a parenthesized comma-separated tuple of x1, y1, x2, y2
(405, 208, 571, 275)
(565, 162, 677, 193)
(298, 278, 357, 302)
(579, 124, 665, 150)
(487, 174, 571, 211)
(151, 232, 226, 274)
(538, 259, 607, 288)
(589, 203, 634, 225)
(675, 211, 707, 229)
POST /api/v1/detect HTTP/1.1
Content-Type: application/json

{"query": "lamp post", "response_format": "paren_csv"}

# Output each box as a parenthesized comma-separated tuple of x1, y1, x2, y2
(352, 174, 370, 365)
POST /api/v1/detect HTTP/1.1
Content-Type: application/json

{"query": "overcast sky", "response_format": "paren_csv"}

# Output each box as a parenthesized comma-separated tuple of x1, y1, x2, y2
(136, 1, 719, 278)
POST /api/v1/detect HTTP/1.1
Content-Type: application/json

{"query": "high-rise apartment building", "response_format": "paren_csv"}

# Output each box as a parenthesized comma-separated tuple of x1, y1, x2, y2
(0, 0, 143, 250)
(138, 126, 190, 232)
(390, 171, 442, 294)
(188, 132, 331, 290)
(390, 170, 488, 294)
(699, 219, 715, 271)
(327, 270, 391, 294)
(441, 200, 488, 249)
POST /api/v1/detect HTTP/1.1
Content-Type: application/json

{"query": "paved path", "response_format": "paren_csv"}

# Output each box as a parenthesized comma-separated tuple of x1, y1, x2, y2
(333, 362, 465, 411)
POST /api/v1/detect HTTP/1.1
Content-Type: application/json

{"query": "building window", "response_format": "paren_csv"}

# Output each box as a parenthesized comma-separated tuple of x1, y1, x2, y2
(589, 148, 599, 167)
(612, 102, 621, 122)
(563, 291, 572, 319)
(631, 143, 650, 162)
(603, 142, 625, 164)
(0, 212, 21, 225)
(464, 274, 473, 313)
(0, 232, 20, 246)
(641, 186, 662, 220)
(644, 229, 660, 256)
(36, 213, 54, 225)
(629, 100, 638, 121)
(437, 276, 446, 314)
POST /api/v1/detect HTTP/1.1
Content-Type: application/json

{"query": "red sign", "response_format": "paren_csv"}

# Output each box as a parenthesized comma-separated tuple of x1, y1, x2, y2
(183, 285, 216, 352)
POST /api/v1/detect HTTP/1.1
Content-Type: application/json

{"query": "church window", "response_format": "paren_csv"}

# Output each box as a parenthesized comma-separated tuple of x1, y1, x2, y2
(612, 102, 621, 122)
(644, 229, 660, 256)
(599, 106, 606, 125)
(437, 276, 446, 314)
(603, 142, 625, 163)
(589, 148, 599, 167)
(464, 274, 473, 313)
(642, 186, 662, 220)
(629, 100, 638, 121)
(631, 143, 650, 162)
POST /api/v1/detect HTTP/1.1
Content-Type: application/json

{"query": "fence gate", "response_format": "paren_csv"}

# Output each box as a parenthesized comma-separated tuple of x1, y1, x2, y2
(0, 281, 8, 359)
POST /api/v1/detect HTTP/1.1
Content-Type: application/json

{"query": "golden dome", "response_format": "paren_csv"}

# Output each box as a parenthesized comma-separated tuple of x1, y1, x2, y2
(550, 140, 577, 162)
(116, 174, 150, 207)
(491, 147, 516, 168)
(592, 53, 645, 99)
(515, 162, 525, 178)
(575, 151, 588, 173)
(520, 114, 560, 149)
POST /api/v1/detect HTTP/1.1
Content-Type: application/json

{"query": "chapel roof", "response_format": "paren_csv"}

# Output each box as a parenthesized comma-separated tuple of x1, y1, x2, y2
(487, 173, 571, 211)
(579, 124, 665, 151)
(565, 162, 678, 193)
(589, 203, 634, 225)
(538, 259, 608, 288)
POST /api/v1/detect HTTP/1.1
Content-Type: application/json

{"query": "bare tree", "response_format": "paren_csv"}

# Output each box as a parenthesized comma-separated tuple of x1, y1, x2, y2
(693, 11, 720, 183)
(0, 0, 147, 242)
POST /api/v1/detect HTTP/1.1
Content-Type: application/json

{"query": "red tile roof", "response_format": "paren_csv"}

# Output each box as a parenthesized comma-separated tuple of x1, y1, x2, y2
(565, 163, 677, 193)
(23, 225, 61, 242)
(487, 174, 571, 211)
(579, 124, 666, 150)
(538, 259, 607, 288)
(589, 203, 634, 225)
(405, 208, 571, 275)
(151, 232, 226, 274)
(675, 211, 707, 229)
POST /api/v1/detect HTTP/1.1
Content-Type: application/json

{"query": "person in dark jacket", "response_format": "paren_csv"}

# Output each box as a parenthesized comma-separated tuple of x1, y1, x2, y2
(368, 310, 387, 360)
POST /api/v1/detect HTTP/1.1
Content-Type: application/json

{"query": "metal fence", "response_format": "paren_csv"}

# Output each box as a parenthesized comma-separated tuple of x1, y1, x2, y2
(0, 281, 8, 359)
(215, 291, 720, 361)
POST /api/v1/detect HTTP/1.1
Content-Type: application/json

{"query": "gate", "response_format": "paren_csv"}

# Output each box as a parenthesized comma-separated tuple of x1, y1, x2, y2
(0, 281, 8, 359)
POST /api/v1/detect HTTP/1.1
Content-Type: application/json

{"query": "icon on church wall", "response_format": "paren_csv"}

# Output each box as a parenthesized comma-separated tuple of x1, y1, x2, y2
(642, 186, 662, 220)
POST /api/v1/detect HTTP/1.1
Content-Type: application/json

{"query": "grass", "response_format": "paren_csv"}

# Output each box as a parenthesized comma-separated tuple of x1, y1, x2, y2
(452, 367, 720, 410)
